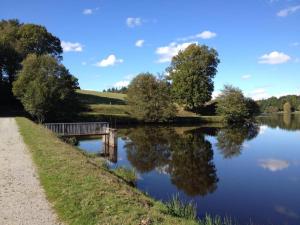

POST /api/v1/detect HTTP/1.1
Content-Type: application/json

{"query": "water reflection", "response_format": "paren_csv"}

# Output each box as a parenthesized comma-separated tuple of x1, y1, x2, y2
(259, 158, 289, 172)
(258, 114, 300, 131)
(78, 116, 300, 225)
(216, 124, 260, 158)
(123, 127, 219, 196)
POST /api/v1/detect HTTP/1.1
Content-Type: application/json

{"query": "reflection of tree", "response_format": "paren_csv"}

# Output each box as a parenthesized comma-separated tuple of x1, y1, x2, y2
(125, 127, 173, 173)
(257, 114, 300, 131)
(283, 113, 291, 127)
(216, 124, 259, 158)
(123, 126, 218, 197)
(169, 134, 218, 196)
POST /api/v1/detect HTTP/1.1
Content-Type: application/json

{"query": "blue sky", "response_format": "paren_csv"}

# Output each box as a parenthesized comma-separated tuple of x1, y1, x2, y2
(1, 0, 300, 99)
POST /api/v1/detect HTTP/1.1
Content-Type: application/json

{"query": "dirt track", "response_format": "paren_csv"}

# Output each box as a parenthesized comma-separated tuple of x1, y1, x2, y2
(0, 118, 61, 225)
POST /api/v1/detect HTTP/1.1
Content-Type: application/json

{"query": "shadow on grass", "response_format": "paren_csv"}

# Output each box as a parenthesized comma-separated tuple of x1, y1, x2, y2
(76, 92, 126, 105)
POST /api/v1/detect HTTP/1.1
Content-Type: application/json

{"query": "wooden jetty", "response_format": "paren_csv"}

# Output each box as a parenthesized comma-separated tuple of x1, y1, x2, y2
(44, 122, 117, 148)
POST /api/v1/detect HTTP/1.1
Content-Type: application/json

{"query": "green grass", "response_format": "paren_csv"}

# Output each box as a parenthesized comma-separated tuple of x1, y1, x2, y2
(16, 117, 199, 225)
(76, 90, 224, 124)
(112, 167, 138, 186)
(166, 194, 197, 220)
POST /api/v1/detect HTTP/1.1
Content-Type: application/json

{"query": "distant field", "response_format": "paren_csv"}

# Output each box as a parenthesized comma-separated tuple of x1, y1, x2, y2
(77, 89, 223, 123)
(77, 90, 130, 116)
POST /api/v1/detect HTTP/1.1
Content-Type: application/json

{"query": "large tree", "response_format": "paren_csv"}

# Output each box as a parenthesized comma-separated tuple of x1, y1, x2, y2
(13, 54, 80, 122)
(216, 85, 256, 124)
(127, 73, 176, 122)
(167, 44, 220, 111)
(0, 19, 62, 105)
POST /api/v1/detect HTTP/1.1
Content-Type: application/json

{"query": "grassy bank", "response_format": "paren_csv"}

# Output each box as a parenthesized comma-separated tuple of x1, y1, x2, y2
(76, 90, 223, 124)
(16, 117, 201, 225)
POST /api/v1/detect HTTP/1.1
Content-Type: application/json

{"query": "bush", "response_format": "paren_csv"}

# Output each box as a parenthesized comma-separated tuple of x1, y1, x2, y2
(166, 194, 197, 220)
(216, 85, 255, 124)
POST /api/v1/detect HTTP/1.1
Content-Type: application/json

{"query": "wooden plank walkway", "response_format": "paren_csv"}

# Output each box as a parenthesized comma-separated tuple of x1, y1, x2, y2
(44, 122, 109, 136)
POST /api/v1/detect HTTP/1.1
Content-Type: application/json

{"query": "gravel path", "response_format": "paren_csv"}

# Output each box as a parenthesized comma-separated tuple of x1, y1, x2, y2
(0, 118, 61, 225)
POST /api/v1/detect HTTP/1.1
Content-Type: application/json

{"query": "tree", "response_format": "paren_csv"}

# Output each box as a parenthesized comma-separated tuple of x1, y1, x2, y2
(13, 54, 80, 122)
(216, 85, 254, 124)
(283, 102, 292, 114)
(127, 73, 176, 122)
(0, 19, 63, 105)
(167, 44, 220, 111)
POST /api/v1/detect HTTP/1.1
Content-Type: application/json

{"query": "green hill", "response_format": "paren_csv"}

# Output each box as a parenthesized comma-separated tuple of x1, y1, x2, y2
(77, 89, 222, 123)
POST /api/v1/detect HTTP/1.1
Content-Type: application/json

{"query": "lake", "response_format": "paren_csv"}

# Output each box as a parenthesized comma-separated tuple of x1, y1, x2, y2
(78, 114, 300, 225)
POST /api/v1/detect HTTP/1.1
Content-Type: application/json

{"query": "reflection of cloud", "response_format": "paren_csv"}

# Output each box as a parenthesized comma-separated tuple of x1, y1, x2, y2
(156, 165, 169, 175)
(259, 125, 268, 135)
(259, 159, 289, 172)
(275, 205, 299, 219)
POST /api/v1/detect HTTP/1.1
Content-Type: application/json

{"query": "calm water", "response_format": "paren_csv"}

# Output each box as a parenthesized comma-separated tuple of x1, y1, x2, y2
(78, 114, 300, 225)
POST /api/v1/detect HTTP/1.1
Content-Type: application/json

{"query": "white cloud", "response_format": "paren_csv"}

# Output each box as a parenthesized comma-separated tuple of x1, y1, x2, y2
(277, 5, 300, 17)
(178, 30, 217, 41)
(248, 88, 270, 100)
(81, 62, 87, 66)
(291, 42, 299, 47)
(83, 9, 93, 15)
(135, 39, 145, 47)
(96, 54, 124, 67)
(258, 51, 291, 64)
(61, 41, 83, 52)
(242, 74, 251, 80)
(156, 42, 195, 63)
(113, 80, 130, 88)
(259, 159, 289, 172)
(126, 17, 142, 28)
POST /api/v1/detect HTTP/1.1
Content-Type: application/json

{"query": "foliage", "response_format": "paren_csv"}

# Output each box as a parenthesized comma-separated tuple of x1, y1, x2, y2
(127, 73, 176, 122)
(265, 106, 279, 114)
(166, 194, 197, 220)
(167, 44, 220, 111)
(61, 136, 79, 146)
(257, 95, 300, 113)
(103, 86, 128, 94)
(0, 19, 62, 105)
(216, 85, 256, 124)
(13, 54, 80, 122)
(283, 102, 292, 114)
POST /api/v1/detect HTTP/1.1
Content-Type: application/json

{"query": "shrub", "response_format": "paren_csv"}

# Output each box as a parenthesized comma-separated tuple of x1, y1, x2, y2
(216, 85, 254, 124)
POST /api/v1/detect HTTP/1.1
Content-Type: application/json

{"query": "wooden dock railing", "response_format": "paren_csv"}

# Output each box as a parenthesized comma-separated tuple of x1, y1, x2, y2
(44, 122, 109, 136)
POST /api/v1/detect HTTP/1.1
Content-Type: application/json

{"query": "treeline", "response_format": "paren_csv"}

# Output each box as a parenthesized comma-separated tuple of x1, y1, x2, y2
(103, 87, 128, 94)
(0, 19, 81, 122)
(257, 95, 300, 113)
(126, 44, 259, 125)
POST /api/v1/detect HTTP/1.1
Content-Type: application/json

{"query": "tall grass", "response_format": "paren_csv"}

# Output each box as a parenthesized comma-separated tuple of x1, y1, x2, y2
(198, 215, 237, 225)
(166, 194, 197, 220)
